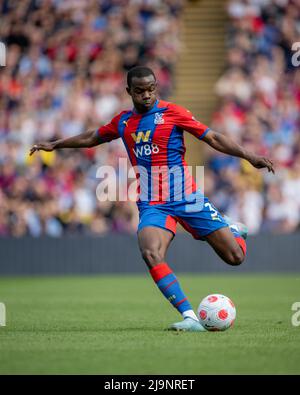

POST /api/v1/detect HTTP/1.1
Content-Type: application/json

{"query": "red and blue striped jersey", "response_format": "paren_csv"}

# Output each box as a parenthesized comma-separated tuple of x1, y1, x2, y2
(97, 100, 210, 204)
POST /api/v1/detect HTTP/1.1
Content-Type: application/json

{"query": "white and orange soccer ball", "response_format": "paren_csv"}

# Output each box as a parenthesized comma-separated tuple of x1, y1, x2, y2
(197, 294, 236, 331)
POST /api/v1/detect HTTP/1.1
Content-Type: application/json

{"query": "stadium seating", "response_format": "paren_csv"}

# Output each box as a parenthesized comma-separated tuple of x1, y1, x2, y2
(0, 0, 183, 236)
(0, 0, 299, 236)
(206, 0, 300, 234)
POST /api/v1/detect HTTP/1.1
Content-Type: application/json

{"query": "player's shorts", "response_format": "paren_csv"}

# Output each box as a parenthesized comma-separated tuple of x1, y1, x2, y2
(137, 191, 228, 240)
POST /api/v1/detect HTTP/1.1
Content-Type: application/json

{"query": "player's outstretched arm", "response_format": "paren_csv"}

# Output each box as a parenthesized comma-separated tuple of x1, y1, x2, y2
(202, 130, 275, 173)
(29, 129, 100, 156)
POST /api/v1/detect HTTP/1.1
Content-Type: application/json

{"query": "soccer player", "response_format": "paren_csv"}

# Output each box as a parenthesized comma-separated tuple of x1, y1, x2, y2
(30, 66, 274, 332)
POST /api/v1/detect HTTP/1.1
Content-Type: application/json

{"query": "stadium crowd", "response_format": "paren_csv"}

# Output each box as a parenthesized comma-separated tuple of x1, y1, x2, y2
(0, 0, 183, 236)
(206, 0, 300, 234)
(0, 0, 299, 237)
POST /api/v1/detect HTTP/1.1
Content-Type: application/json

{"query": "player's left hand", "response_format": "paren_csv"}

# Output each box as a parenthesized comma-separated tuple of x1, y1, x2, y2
(248, 155, 275, 173)
(29, 142, 55, 156)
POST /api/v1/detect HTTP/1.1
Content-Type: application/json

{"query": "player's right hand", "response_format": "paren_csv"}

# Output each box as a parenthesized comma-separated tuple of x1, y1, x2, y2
(29, 142, 55, 156)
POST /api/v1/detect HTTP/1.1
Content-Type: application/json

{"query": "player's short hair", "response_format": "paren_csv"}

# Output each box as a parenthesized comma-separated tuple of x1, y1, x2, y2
(127, 66, 156, 88)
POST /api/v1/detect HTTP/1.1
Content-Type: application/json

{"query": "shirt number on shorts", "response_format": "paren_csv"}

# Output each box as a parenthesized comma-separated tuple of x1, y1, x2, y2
(204, 202, 221, 221)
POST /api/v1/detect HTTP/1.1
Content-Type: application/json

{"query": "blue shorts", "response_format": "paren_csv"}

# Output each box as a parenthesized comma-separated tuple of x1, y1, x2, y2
(137, 191, 228, 240)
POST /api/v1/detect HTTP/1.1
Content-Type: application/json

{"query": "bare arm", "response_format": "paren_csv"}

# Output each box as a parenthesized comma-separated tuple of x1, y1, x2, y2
(29, 129, 100, 156)
(202, 130, 275, 173)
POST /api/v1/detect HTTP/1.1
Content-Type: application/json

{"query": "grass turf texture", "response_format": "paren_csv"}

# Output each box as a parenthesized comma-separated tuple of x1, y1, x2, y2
(0, 274, 300, 375)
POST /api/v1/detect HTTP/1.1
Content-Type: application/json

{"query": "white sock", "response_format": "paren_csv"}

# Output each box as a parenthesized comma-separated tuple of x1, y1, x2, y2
(182, 310, 199, 321)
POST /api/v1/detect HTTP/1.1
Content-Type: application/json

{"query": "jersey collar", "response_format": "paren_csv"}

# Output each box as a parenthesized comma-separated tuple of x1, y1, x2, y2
(132, 99, 167, 116)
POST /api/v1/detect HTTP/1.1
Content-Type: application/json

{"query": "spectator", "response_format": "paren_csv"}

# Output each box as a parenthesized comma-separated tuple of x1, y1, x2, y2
(0, 0, 184, 237)
(207, 0, 300, 234)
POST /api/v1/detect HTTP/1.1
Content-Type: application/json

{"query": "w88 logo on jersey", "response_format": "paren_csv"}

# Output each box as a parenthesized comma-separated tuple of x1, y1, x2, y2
(133, 143, 159, 158)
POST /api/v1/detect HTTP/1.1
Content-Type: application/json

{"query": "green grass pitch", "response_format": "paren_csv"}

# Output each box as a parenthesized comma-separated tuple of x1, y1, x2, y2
(0, 274, 300, 374)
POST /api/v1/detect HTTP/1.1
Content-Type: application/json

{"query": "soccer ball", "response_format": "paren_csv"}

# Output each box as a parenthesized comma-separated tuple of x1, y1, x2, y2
(197, 294, 236, 331)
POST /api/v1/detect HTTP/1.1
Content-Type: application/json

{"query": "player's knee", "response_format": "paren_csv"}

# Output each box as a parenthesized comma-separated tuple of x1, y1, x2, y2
(226, 247, 245, 266)
(141, 248, 163, 268)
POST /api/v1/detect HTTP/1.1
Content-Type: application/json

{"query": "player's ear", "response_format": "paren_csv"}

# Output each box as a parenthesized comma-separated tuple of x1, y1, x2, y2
(126, 86, 132, 96)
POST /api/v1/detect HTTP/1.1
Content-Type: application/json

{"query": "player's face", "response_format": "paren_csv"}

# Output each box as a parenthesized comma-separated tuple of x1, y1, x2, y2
(127, 75, 157, 113)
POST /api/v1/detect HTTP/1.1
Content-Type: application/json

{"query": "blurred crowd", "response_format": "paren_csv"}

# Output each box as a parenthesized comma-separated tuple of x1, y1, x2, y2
(205, 0, 300, 234)
(1, 0, 300, 238)
(0, 0, 183, 237)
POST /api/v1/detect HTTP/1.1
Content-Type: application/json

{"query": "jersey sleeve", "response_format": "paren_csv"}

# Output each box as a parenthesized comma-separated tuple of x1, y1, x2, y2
(170, 103, 210, 140)
(97, 112, 124, 143)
